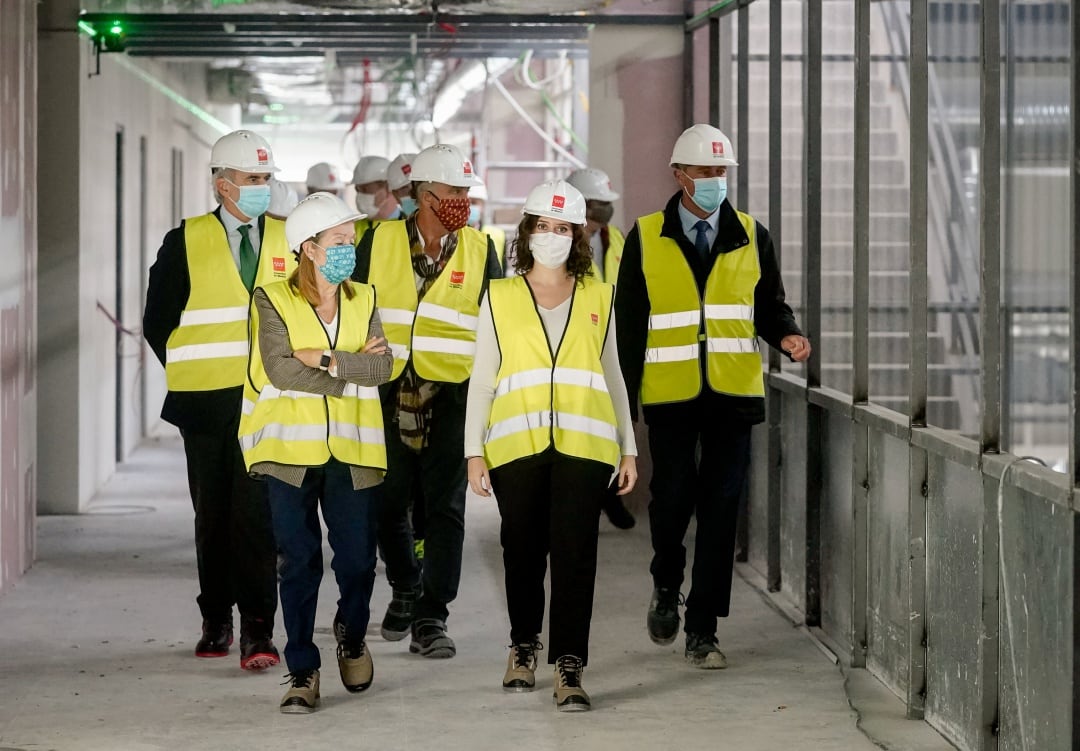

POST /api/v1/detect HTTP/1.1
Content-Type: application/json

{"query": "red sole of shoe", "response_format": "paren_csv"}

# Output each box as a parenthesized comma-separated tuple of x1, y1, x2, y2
(195, 651, 230, 658)
(241, 653, 280, 671)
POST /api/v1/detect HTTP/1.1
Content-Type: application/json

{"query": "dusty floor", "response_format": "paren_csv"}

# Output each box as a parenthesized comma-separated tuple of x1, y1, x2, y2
(0, 437, 952, 751)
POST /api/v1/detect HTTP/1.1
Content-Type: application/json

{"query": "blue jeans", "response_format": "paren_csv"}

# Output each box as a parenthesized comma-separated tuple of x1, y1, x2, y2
(267, 460, 380, 673)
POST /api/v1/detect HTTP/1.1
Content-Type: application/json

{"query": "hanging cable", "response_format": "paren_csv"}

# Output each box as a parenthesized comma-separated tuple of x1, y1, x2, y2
(516, 49, 569, 90)
(489, 76, 586, 170)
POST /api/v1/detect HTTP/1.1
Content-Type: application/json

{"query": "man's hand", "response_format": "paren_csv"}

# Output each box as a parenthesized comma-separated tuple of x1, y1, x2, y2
(781, 335, 811, 362)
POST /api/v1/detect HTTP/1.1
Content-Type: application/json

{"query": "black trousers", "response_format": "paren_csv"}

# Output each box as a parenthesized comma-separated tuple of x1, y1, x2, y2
(647, 420, 752, 635)
(490, 449, 610, 665)
(181, 423, 277, 626)
(378, 385, 468, 623)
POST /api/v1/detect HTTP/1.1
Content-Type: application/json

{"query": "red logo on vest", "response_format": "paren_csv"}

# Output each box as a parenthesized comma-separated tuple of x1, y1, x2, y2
(590, 313, 599, 325)
(450, 270, 465, 285)
(551, 195, 566, 212)
(256, 148, 269, 164)
(712, 142, 724, 156)
(273, 257, 286, 273)
(463, 160, 474, 176)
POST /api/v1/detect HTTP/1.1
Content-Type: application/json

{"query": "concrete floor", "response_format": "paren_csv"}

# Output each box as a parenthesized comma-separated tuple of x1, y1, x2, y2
(0, 438, 953, 751)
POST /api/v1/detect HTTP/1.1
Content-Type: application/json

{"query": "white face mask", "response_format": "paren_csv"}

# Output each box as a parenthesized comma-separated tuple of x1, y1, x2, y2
(529, 231, 573, 269)
(355, 192, 379, 216)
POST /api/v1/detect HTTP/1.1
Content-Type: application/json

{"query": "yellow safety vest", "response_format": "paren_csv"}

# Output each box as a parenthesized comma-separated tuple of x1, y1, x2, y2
(604, 225, 625, 284)
(238, 280, 386, 472)
(637, 210, 763, 405)
(484, 276, 620, 471)
(355, 217, 382, 243)
(483, 225, 507, 268)
(367, 220, 488, 383)
(165, 213, 294, 392)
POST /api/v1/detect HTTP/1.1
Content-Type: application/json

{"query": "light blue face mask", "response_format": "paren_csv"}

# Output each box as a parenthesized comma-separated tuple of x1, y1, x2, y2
(468, 205, 482, 226)
(314, 243, 356, 285)
(399, 196, 418, 216)
(227, 180, 272, 219)
(684, 175, 727, 214)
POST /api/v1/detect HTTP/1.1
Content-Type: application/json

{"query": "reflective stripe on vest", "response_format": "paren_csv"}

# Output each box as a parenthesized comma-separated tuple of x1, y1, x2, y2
(165, 214, 293, 392)
(483, 275, 620, 470)
(238, 280, 386, 471)
(367, 220, 487, 382)
(637, 209, 763, 404)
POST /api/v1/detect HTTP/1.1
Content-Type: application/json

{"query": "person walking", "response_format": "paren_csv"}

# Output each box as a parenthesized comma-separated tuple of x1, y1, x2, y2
(615, 124, 811, 669)
(143, 130, 293, 671)
(353, 143, 502, 658)
(238, 192, 393, 713)
(466, 180, 637, 712)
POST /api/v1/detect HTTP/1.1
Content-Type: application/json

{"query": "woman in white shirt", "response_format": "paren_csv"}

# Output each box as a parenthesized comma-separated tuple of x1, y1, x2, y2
(465, 180, 637, 712)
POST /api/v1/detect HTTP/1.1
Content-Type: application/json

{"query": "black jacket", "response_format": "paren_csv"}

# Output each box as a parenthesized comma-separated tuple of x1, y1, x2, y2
(614, 193, 802, 427)
(143, 208, 267, 433)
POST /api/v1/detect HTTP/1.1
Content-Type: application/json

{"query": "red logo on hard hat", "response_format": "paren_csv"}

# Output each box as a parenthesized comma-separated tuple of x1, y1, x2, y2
(273, 257, 286, 273)
(463, 160, 474, 176)
(712, 142, 724, 155)
(450, 270, 465, 285)
(402, 164, 412, 176)
(590, 313, 599, 325)
(551, 195, 566, 211)
(256, 148, 269, 163)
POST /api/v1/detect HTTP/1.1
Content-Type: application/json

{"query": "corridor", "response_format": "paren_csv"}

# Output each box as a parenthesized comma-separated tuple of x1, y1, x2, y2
(0, 439, 947, 751)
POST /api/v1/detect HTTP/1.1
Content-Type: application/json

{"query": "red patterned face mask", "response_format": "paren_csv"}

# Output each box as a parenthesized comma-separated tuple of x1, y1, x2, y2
(428, 193, 471, 232)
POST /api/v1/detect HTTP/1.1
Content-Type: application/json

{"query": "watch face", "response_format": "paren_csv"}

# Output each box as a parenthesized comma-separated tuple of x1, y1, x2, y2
(320, 353, 332, 369)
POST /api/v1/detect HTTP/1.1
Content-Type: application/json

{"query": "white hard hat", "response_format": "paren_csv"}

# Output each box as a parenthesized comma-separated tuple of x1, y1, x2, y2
(267, 178, 298, 217)
(352, 156, 390, 186)
(522, 179, 586, 225)
(566, 168, 620, 202)
(305, 162, 344, 191)
(209, 130, 278, 173)
(470, 180, 488, 202)
(409, 144, 481, 187)
(669, 124, 738, 167)
(387, 152, 417, 191)
(285, 192, 364, 251)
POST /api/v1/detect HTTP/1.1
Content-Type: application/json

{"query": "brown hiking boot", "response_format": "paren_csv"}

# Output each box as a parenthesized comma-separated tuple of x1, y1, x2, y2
(552, 655, 590, 712)
(279, 670, 320, 714)
(337, 641, 374, 693)
(502, 640, 542, 692)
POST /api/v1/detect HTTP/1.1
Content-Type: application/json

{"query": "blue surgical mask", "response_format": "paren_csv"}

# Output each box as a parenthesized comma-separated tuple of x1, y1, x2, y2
(684, 175, 727, 214)
(226, 180, 272, 219)
(469, 206, 482, 226)
(399, 196, 418, 216)
(314, 243, 356, 285)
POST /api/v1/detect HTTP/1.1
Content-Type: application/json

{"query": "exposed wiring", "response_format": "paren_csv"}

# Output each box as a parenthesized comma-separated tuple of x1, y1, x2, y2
(996, 454, 1047, 751)
(489, 76, 586, 170)
(516, 51, 588, 154)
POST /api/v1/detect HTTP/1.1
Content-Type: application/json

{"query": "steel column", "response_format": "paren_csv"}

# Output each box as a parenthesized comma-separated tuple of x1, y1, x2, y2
(979, 0, 1002, 454)
(765, 0, 783, 593)
(1070, 0, 1080, 742)
(683, 0, 696, 128)
(709, 16, 721, 126)
(736, 1, 750, 211)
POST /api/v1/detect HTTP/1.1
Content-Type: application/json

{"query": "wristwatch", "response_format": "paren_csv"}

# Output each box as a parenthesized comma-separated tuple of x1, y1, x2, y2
(318, 350, 332, 371)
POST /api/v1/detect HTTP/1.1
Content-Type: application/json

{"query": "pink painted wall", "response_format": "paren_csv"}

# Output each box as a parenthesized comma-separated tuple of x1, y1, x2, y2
(616, 52, 686, 229)
(0, 0, 37, 595)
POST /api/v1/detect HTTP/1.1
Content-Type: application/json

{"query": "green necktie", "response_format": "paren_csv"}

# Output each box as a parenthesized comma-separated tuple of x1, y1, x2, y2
(238, 224, 257, 292)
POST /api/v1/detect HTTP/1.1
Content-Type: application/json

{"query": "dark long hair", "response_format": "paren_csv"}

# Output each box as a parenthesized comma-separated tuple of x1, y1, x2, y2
(510, 214, 594, 281)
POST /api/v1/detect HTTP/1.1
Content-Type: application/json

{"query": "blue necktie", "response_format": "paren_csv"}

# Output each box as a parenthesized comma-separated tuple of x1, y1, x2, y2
(693, 219, 711, 259)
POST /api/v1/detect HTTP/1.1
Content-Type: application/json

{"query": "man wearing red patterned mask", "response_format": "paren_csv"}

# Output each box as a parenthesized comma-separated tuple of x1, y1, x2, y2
(351, 143, 502, 660)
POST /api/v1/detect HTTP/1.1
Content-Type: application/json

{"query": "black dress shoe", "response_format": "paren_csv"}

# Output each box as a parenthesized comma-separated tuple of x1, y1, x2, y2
(602, 495, 636, 530)
(240, 617, 280, 671)
(195, 619, 233, 658)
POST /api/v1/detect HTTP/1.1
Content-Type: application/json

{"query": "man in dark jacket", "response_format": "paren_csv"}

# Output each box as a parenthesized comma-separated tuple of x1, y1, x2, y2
(615, 124, 810, 670)
(143, 130, 293, 671)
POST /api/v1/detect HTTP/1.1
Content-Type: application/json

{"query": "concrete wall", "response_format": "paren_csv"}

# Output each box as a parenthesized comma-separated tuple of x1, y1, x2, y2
(38, 0, 235, 515)
(0, 0, 38, 595)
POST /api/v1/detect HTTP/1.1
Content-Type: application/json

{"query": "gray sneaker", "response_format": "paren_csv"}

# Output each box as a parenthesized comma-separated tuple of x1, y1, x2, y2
(409, 618, 456, 658)
(685, 632, 727, 669)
